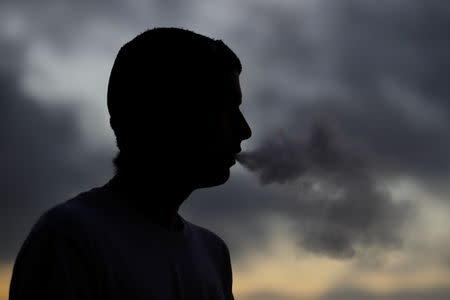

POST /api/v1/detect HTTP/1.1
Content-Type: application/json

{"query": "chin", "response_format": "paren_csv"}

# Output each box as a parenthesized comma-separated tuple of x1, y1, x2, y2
(197, 167, 230, 188)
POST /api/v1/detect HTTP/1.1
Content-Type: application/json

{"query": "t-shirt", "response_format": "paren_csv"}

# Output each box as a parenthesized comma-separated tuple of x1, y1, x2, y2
(9, 180, 234, 300)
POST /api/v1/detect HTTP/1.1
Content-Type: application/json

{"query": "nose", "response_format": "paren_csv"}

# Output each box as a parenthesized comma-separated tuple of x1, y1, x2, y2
(238, 110, 252, 141)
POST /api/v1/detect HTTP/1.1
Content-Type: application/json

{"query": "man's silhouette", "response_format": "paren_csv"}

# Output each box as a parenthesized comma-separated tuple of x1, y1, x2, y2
(9, 27, 251, 300)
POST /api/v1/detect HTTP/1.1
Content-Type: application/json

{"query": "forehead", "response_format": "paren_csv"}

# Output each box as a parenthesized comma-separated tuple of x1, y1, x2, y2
(213, 71, 242, 105)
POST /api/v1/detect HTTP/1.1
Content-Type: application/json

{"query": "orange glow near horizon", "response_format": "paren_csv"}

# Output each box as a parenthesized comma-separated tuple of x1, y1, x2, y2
(0, 265, 11, 300)
(2, 254, 450, 300)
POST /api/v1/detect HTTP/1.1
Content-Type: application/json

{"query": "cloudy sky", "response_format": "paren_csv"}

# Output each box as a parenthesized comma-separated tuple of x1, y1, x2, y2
(2, 0, 450, 299)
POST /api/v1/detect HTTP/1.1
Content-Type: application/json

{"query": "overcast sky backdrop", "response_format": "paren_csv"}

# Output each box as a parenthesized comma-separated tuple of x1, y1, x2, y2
(1, 1, 450, 299)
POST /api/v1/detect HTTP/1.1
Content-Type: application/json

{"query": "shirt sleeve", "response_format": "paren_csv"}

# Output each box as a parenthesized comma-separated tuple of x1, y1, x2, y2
(9, 213, 96, 300)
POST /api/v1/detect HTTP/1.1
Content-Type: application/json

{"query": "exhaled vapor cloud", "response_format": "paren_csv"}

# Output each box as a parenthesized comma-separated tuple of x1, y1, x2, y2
(237, 123, 359, 185)
(237, 121, 407, 258)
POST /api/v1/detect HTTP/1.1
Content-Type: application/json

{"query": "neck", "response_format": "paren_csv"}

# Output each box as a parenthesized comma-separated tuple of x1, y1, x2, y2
(110, 171, 195, 231)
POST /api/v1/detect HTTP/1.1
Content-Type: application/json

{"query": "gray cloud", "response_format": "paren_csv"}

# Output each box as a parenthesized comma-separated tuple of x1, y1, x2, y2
(1, 0, 450, 267)
(0, 38, 112, 262)
(243, 0, 450, 183)
(207, 0, 450, 257)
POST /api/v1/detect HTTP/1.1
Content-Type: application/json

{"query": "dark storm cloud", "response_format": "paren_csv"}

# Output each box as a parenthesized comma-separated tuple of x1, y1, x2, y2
(2, 0, 450, 264)
(0, 39, 111, 262)
(0, 0, 190, 49)
(195, 0, 450, 258)
(246, 0, 450, 182)
(187, 0, 450, 259)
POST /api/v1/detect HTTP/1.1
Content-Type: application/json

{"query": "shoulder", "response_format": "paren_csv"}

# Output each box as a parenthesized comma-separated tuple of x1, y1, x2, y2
(184, 220, 234, 293)
(10, 187, 107, 299)
(13, 186, 109, 270)
(26, 185, 109, 245)
(185, 220, 231, 257)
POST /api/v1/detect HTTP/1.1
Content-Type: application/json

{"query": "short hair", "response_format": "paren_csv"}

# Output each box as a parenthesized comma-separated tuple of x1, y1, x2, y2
(107, 27, 242, 151)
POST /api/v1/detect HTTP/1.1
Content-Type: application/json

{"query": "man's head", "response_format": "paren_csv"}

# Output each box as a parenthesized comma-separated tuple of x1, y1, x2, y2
(107, 28, 251, 189)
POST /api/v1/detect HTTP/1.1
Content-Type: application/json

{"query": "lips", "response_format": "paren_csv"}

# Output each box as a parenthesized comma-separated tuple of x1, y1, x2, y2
(211, 147, 241, 167)
(230, 147, 241, 164)
(225, 152, 238, 166)
(225, 158, 236, 167)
